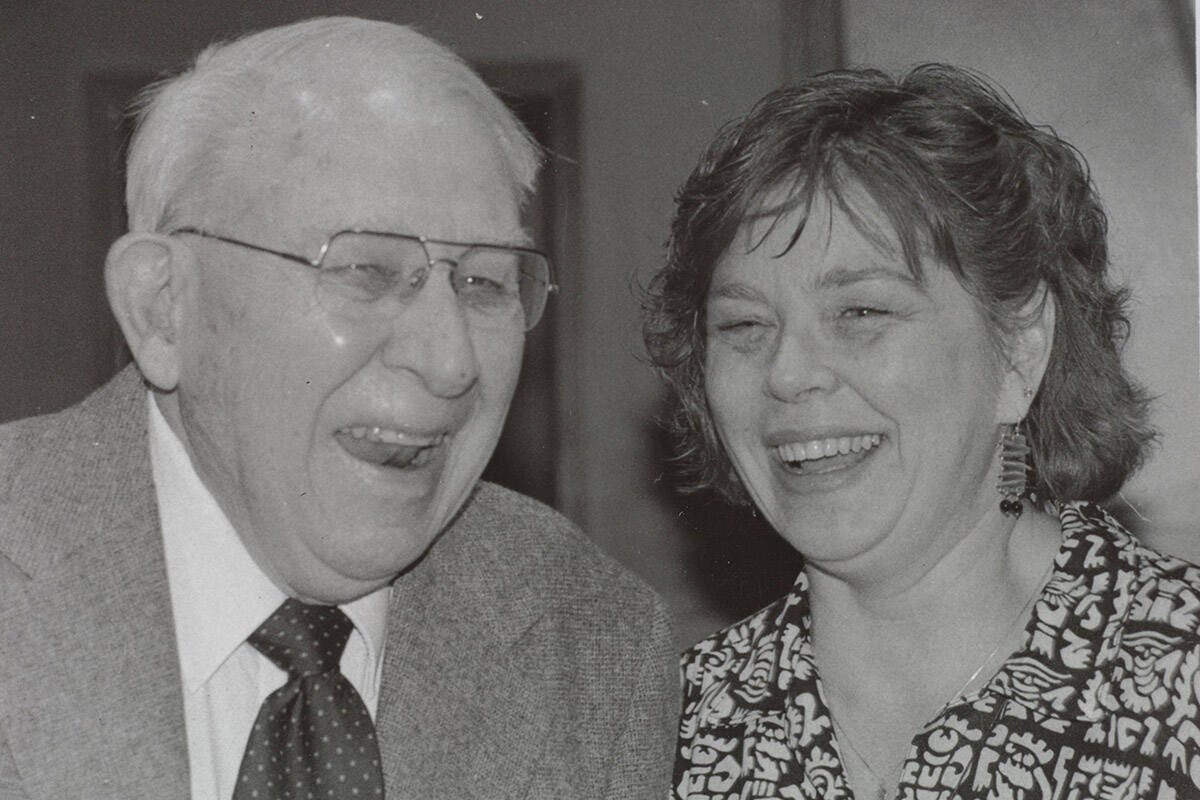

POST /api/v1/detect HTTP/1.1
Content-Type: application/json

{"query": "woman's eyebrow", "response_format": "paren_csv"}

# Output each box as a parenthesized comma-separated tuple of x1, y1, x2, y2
(814, 264, 920, 290)
(707, 281, 768, 303)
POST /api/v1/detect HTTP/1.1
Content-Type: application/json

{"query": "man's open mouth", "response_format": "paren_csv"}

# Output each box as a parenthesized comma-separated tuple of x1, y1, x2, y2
(334, 426, 446, 469)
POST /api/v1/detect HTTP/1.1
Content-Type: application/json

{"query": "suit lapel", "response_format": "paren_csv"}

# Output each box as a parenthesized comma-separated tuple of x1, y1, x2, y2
(0, 368, 189, 799)
(375, 483, 553, 799)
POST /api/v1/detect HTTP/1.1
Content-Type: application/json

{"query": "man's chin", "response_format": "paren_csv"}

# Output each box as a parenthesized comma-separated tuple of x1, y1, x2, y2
(283, 559, 414, 604)
(255, 520, 442, 603)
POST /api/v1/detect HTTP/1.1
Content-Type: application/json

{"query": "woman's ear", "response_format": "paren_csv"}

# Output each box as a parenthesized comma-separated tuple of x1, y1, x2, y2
(996, 282, 1056, 423)
(105, 232, 194, 392)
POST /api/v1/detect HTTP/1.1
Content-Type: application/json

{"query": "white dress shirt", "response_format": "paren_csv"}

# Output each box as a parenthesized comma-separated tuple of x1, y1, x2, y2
(147, 395, 392, 800)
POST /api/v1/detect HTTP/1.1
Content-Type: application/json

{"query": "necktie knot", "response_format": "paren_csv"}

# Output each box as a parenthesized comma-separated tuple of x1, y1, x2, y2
(248, 598, 353, 676)
(236, 598, 383, 799)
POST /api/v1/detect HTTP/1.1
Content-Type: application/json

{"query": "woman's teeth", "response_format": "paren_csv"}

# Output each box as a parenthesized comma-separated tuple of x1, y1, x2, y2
(775, 434, 882, 464)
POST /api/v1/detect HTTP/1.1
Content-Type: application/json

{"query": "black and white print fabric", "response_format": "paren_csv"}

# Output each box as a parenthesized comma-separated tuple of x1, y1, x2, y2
(675, 502, 1200, 799)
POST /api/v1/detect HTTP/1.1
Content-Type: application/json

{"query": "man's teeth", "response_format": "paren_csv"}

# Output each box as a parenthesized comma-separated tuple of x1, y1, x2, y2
(344, 426, 440, 446)
(336, 425, 447, 469)
(775, 434, 882, 463)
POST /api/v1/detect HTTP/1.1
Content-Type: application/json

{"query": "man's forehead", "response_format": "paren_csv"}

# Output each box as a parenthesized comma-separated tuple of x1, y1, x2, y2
(254, 69, 445, 130)
(196, 75, 523, 247)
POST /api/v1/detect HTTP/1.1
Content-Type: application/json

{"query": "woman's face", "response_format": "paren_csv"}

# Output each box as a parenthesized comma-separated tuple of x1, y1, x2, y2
(704, 194, 1013, 572)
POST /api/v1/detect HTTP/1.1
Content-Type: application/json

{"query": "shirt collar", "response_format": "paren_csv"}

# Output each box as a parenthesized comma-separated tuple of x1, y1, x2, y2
(992, 501, 1138, 718)
(147, 393, 391, 694)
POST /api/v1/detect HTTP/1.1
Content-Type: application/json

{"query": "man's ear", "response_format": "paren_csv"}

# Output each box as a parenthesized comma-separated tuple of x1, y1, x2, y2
(105, 232, 194, 392)
(996, 282, 1056, 424)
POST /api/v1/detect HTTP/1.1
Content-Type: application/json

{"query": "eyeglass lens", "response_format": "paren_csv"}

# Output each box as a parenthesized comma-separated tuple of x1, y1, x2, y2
(313, 232, 551, 330)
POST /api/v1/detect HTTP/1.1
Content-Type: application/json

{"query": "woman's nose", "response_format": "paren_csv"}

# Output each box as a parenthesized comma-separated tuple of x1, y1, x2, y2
(764, 327, 839, 401)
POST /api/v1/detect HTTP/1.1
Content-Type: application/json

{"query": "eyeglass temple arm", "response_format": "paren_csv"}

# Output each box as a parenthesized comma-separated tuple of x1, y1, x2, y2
(172, 227, 324, 269)
(175, 227, 558, 291)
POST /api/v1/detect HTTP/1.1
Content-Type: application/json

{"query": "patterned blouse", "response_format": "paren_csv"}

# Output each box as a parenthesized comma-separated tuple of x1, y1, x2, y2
(675, 502, 1200, 799)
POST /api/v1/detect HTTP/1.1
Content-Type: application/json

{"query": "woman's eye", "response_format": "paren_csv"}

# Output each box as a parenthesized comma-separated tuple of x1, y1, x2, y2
(716, 319, 761, 331)
(832, 305, 896, 341)
(840, 306, 888, 319)
(711, 318, 772, 348)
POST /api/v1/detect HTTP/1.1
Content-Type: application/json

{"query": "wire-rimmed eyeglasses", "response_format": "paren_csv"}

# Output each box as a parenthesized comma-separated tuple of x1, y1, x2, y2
(172, 227, 558, 331)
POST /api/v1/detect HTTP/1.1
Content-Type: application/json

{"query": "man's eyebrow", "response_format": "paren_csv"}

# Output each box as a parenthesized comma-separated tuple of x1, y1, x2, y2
(465, 227, 534, 248)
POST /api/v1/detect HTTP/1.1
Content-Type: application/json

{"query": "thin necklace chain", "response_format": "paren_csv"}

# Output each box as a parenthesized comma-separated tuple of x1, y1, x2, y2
(828, 712, 894, 800)
(941, 558, 1056, 709)
(819, 557, 1057, 800)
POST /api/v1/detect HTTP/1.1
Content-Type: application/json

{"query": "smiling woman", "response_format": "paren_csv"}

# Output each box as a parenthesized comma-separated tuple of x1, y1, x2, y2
(645, 64, 1199, 800)
(703, 193, 1019, 569)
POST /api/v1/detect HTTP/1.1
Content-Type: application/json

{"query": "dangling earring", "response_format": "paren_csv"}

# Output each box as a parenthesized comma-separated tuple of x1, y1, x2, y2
(997, 422, 1030, 518)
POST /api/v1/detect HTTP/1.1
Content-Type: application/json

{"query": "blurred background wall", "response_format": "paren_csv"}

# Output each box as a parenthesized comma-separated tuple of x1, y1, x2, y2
(1, 0, 1195, 648)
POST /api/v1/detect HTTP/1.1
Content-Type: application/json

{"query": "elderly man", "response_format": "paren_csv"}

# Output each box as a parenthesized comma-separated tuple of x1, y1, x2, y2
(0, 17, 674, 800)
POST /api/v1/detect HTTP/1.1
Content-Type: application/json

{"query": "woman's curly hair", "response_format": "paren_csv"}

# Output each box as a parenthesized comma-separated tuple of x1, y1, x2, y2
(642, 64, 1155, 507)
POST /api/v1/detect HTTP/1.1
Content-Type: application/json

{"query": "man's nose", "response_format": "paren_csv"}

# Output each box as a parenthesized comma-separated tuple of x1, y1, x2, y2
(377, 264, 479, 398)
(764, 326, 839, 401)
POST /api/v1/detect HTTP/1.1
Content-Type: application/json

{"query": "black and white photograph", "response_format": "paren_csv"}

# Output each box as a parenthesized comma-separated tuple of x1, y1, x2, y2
(0, 2, 1195, 798)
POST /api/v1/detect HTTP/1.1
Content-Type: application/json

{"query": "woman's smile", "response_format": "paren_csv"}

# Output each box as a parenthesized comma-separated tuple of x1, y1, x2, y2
(773, 433, 884, 473)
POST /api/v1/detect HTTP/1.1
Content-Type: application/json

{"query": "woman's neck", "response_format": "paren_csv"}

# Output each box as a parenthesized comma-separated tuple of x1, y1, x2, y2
(805, 505, 1062, 799)
(807, 501, 1058, 628)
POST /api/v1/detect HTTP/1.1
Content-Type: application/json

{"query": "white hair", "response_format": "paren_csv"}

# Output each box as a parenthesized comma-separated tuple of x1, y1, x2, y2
(124, 16, 541, 232)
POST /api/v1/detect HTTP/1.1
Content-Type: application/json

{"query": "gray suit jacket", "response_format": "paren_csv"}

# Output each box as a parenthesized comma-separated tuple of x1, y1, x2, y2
(0, 366, 676, 799)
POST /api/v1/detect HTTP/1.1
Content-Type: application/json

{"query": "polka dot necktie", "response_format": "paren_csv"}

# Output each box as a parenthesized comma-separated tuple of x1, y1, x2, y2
(233, 598, 384, 800)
